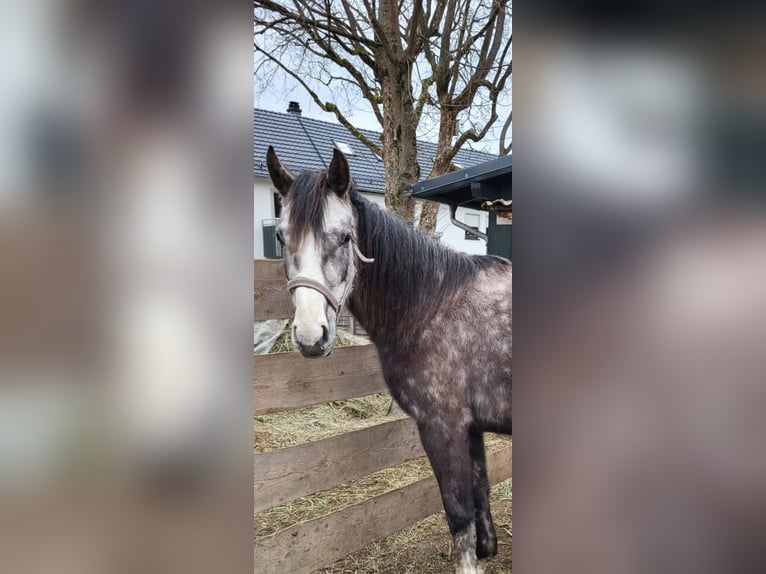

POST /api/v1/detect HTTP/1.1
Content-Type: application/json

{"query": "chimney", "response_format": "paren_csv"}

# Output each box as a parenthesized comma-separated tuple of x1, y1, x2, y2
(287, 101, 302, 115)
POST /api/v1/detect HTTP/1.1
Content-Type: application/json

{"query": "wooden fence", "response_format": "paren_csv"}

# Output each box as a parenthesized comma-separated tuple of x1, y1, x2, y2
(254, 260, 512, 574)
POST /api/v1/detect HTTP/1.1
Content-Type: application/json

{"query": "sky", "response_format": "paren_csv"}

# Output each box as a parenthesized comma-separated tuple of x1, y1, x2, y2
(254, 85, 382, 133)
(253, 70, 511, 155)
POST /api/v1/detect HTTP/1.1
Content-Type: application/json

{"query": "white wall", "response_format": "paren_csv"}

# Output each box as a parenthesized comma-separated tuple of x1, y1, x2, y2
(254, 176, 486, 259)
(433, 204, 487, 255)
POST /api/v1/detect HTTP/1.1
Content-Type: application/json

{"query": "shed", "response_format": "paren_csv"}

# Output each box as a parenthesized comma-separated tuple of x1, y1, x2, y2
(411, 155, 512, 259)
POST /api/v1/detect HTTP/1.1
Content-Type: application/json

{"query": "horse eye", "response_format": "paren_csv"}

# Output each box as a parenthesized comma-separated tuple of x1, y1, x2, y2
(342, 233, 351, 245)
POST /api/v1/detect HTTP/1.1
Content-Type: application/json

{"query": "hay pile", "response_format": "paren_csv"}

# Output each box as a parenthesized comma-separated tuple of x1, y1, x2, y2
(254, 392, 393, 452)
(266, 321, 368, 354)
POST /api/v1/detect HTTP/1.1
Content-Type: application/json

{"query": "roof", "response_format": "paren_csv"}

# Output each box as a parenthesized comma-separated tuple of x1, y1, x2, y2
(410, 154, 512, 211)
(254, 108, 498, 194)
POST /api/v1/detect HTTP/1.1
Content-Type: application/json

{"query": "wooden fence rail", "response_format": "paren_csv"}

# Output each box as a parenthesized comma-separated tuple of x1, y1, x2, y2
(254, 417, 424, 513)
(254, 345, 386, 415)
(254, 445, 512, 574)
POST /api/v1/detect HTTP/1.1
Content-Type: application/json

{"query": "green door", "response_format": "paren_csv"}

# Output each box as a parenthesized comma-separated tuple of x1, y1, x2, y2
(487, 212, 512, 260)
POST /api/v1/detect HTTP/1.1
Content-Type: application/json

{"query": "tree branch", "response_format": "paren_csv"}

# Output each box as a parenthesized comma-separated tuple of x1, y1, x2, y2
(255, 47, 383, 156)
(255, 0, 380, 49)
(499, 109, 512, 155)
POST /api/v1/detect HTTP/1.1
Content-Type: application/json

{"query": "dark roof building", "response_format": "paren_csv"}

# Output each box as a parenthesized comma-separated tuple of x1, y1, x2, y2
(253, 105, 497, 194)
(410, 154, 512, 211)
(412, 154, 512, 259)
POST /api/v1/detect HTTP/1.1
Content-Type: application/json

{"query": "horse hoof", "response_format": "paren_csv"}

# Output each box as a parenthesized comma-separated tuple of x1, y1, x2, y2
(476, 539, 497, 559)
(476, 533, 498, 559)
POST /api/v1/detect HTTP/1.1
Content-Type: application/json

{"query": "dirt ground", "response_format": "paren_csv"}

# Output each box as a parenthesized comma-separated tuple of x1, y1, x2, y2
(255, 391, 512, 573)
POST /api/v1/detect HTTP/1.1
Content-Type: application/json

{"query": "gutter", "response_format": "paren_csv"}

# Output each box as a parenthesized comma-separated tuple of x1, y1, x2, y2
(450, 204, 487, 242)
(410, 155, 512, 197)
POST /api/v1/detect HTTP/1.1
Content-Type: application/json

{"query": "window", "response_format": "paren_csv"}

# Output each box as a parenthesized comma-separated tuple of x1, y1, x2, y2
(464, 213, 481, 240)
(334, 141, 354, 155)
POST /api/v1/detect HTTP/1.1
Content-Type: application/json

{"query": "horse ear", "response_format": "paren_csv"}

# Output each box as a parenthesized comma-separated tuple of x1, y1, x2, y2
(267, 146, 295, 196)
(327, 148, 350, 196)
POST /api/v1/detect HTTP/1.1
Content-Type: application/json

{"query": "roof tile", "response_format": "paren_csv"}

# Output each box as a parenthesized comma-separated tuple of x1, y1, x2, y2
(254, 109, 496, 194)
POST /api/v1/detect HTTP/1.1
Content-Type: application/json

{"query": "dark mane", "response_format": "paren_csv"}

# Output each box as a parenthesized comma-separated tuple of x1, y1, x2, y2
(287, 170, 330, 245)
(349, 189, 506, 344)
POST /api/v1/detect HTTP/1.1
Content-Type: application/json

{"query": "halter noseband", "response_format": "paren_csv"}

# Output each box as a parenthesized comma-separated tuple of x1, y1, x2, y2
(286, 278, 340, 312)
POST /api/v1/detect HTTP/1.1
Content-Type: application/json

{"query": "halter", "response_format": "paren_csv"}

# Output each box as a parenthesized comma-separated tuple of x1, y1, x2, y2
(286, 277, 340, 312)
(286, 240, 374, 314)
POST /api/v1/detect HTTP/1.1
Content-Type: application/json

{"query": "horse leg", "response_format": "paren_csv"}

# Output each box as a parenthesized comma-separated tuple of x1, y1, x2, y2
(418, 420, 482, 574)
(469, 427, 497, 558)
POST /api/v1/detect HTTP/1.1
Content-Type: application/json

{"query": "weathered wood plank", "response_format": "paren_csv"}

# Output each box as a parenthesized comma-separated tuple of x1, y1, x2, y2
(254, 345, 386, 415)
(254, 445, 512, 574)
(254, 260, 292, 321)
(254, 418, 423, 513)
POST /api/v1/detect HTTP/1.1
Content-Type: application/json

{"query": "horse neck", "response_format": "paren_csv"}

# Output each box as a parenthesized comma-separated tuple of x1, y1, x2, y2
(347, 193, 470, 348)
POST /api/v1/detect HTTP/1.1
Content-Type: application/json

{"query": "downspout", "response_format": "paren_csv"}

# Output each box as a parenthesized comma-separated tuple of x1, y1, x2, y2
(450, 204, 487, 242)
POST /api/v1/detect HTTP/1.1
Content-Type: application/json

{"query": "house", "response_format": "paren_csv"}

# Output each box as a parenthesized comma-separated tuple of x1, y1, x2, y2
(254, 103, 498, 259)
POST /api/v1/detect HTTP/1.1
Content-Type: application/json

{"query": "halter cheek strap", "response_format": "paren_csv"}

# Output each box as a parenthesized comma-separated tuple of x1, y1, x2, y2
(286, 278, 340, 312)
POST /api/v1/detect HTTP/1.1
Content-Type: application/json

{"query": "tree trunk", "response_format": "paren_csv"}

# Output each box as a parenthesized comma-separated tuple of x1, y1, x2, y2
(431, 107, 460, 177)
(379, 72, 418, 223)
(417, 109, 460, 236)
(377, 0, 419, 225)
(418, 201, 441, 236)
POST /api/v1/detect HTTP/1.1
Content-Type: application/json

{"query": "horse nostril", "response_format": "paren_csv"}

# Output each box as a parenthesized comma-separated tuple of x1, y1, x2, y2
(321, 324, 329, 343)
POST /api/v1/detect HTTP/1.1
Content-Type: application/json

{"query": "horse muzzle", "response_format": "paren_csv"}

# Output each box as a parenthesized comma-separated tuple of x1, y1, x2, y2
(287, 277, 339, 358)
(293, 321, 333, 357)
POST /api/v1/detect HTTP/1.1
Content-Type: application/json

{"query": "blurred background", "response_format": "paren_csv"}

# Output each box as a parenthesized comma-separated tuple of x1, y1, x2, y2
(0, 1, 253, 573)
(514, 3, 766, 574)
(3, 0, 766, 573)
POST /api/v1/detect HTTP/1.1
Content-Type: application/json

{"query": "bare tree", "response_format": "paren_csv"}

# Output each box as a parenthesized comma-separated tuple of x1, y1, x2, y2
(415, 2, 512, 231)
(254, 0, 511, 233)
